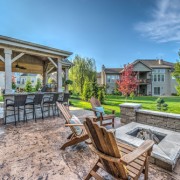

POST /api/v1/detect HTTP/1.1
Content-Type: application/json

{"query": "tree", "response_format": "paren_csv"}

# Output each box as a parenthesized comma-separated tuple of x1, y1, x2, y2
(82, 80, 92, 101)
(35, 78, 42, 91)
(69, 55, 96, 94)
(116, 64, 138, 99)
(91, 76, 99, 98)
(25, 78, 33, 92)
(98, 86, 105, 104)
(12, 76, 16, 90)
(172, 60, 180, 96)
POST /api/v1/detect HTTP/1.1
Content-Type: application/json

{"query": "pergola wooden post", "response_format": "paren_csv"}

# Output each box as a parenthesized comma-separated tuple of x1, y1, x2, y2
(57, 57, 63, 92)
(0, 35, 73, 94)
(4, 49, 12, 94)
(65, 67, 69, 92)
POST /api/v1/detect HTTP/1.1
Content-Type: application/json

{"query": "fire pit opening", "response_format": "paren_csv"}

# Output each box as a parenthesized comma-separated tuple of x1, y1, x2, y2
(127, 127, 167, 144)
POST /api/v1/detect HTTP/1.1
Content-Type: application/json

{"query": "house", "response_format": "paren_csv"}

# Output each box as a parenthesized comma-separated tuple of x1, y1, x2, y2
(17, 73, 42, 89)
(98, 59, 177, 96)
(97, 65, 123, 94)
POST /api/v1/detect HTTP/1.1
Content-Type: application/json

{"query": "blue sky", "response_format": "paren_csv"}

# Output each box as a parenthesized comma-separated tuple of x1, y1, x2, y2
(0, 0, 180, 71)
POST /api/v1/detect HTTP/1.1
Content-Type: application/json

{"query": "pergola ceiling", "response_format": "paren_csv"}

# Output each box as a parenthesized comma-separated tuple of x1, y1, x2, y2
(0, 51, 68, 74)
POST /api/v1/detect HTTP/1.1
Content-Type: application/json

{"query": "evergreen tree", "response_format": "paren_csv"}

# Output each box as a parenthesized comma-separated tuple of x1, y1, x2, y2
(35, 78, 42, 91)
(98, 86, 105, 104)
(82, 80, 92, 101)
(25, 78, 33, 92)
(91, 76, 98, 98)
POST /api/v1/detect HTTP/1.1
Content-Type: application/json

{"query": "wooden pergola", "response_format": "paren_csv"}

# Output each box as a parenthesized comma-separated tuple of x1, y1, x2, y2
(0, 36, 73, 94)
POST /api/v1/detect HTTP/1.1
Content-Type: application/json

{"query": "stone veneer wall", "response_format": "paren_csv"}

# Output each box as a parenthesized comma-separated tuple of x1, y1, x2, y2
(120, 103, 180, 132)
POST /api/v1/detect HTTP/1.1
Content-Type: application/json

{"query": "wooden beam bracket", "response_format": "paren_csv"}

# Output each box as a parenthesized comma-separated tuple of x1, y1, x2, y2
(0, 55, 4, 62)
(12, 53, 25, 63)
(48, 57, 57, 68)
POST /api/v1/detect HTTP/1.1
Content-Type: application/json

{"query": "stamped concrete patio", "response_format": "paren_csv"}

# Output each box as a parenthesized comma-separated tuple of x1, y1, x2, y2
(0, 107, 179, 179)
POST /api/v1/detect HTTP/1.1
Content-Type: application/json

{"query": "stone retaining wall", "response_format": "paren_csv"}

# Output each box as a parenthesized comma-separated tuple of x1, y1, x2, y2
(120, 103, 180, 132)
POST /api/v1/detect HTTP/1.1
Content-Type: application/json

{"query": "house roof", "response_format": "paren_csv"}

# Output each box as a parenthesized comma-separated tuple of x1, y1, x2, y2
(104, 68, 123, 74)
(134, 59, 174, 69)
(21, 73, 37, 77)
(61, 59, 73, 67)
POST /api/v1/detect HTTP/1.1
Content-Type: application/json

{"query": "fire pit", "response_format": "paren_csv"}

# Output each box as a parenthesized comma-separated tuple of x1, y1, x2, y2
(115, 122, 180, 171)
(127, 127, 166, 144)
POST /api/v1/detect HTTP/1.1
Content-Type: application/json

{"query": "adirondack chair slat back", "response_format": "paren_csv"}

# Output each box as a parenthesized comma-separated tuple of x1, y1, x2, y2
(84, 117, 128, 179)
(90, 97, 101, 109)
(56, 102, 77, 135)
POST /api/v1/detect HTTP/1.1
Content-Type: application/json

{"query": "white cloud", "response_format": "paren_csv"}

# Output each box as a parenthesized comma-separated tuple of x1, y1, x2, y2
(135, 0, 180, 43)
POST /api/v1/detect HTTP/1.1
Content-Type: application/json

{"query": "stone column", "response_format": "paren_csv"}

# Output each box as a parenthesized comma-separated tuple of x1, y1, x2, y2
(65, 68, 69, 93)
(57, 57, 63, 92)
(4, 48, 12, 94)
(119, 103, 141, 124)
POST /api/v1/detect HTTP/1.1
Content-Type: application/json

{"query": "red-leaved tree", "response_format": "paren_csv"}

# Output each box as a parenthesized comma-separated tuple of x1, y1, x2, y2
(116, 64, 138, 98)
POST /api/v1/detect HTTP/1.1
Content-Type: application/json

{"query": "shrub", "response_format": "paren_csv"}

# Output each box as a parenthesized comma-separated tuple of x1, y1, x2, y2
(156, 97, 168, 111)
(25, 78, 33, 92)
(35, 78, 42, 91)
(130, 92, 135, 100)
(98, 86, 105, 104)
(82, 80, 92, 101)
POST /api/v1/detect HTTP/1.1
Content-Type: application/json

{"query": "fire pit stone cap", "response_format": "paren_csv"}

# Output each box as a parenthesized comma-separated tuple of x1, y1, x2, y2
(119, 103, 141, 109)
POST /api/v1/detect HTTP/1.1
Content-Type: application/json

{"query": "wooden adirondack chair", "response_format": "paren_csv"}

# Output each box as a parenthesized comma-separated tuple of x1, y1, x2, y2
(84, 117, 154, 180)
(90, 97, 115, 127)
(56, 102, 89, 150)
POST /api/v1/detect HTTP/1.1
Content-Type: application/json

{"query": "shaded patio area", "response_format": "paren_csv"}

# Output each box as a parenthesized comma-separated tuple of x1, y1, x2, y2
(0, 107, 179, 179)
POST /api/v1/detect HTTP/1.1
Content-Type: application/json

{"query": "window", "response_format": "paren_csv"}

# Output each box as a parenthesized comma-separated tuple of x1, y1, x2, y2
(22, 79, 25, 84)
(152, 69, 165, 82)
(154, 74, 157, 82)
(161, 74, 164, 82)
(154, 87, 160, 95)
(107, 75, 119, 83)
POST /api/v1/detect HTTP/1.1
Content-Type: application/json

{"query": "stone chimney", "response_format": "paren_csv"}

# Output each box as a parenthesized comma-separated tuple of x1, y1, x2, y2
(158, 59, 162, 65)
(102, 64, 105, 71)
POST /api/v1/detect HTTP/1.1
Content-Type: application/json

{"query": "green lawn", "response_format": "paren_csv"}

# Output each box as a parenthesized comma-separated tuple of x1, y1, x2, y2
(70, 95, 180, 116)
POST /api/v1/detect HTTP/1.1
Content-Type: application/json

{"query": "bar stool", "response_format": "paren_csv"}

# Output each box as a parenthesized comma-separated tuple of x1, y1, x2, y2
(4, 94, 27, 125)
(34, 93, 44, 121)
(24, 95, 35, 122)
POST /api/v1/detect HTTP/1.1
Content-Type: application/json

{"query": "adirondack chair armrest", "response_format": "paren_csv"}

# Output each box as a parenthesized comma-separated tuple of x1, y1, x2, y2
(104, 108, 115, 114)
(120, 140, 154, 166)
(65, 124, 84, 127)
(91, 109, 103, 117)
(89, 145, 120, 163)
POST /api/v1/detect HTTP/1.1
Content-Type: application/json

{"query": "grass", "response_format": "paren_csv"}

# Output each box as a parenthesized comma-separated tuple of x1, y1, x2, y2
(70, 95, 180, 116)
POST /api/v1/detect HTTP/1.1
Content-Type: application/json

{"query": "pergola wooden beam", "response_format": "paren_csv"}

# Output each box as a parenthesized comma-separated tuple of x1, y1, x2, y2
(12, 52, 25, 63)
(48, 57, 57, 68)
(0, 55, 4, 62)
(47, 66, 54, 74)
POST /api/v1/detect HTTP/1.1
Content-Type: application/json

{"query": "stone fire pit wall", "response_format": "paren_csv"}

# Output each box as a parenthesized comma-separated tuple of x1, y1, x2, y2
(120, 103, 180, 132)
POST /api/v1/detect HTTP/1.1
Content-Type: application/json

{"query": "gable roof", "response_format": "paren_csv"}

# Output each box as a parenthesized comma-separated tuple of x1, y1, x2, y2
(134, 59, 174, 69)
(104, 68, 123, 74)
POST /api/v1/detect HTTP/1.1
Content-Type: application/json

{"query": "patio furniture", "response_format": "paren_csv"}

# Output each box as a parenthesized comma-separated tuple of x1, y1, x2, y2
(42, 93, 60, 117)
(83, 117, 154, 180)
(62, 93, 70, 109)
(24, 95, 36, 122)
(90, 97, 115, 127)
(34, 93, 44, 120)
(56, 102, 89, 150)
(4, 94, 27, 125)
